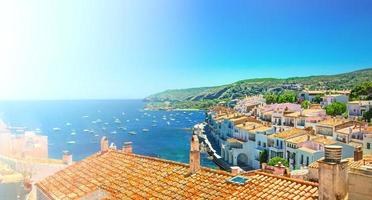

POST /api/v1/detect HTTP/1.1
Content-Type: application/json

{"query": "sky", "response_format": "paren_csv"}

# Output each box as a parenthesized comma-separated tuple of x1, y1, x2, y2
(0, 0, 371, 100)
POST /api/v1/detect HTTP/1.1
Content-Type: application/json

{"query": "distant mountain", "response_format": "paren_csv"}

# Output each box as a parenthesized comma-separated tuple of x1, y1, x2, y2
(145, 68, 372, 102)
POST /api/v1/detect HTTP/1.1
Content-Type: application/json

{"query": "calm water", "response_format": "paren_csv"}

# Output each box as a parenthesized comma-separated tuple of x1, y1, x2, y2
(0, 100, 216, 168)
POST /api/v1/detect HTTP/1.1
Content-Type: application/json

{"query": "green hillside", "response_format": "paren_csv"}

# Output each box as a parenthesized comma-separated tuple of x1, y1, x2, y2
(145, 68, 372, 109)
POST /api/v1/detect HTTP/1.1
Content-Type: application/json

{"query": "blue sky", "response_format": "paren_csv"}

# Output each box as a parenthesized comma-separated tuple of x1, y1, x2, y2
(0, 0, 371, 100)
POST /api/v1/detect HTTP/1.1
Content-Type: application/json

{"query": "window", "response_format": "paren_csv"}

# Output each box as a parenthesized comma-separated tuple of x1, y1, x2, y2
(263, 143, 266, 148)
(258, 141, 261, 146)
(368, 143, 371, 149)
(306, 157, 309, 166)
(276, 140, 279, 147)
(300, 155, 303, 165)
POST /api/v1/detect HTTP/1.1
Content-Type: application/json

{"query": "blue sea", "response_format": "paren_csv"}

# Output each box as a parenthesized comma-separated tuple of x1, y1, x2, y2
(0, 100, 216, 168)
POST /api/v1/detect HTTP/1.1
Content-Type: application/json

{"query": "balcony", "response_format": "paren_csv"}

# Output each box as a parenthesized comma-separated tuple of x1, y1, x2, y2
(256, 145, 265, 151)
(269, 146, 284, 153)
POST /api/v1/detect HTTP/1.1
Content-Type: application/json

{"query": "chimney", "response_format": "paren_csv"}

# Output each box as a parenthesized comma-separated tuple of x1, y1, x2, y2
(109, 142, 117, 150)
(318, 145, 348, 200)
(23, 175, 32, 192)
(100, 136, 109, 153)
(354, 146, 363, 161)
(230, 166, 240, 175)
(189, 135, 200, 174)
(273, 162, 286, 176)
(62, 151, 73, 165)
(122, 142, 133, 153)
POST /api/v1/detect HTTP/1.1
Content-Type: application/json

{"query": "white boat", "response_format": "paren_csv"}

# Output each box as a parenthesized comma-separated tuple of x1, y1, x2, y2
(102, 127, 107, 130)
(82, 115, 89, 118)
(122, 112, 126, 115)
(67, 141, 76, 144)
(128, 131, 137, 135)
(114, 119, 122, 124)
(66, 122, 71, 126)
(142, 129, 149, 132)
(83, 129, 90, 132)
(152, 124, 157, 127)
(167, 121, 170, 125)
(53, 128, 61, 131)
(111, 131, 117, 134)
(135, 118, 139, 121)
(94, 134, 99, 137)
(70, 132, 76, 136)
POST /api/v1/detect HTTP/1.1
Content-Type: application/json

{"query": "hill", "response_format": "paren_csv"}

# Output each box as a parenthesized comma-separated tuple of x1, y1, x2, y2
(145, 68, 372, 109)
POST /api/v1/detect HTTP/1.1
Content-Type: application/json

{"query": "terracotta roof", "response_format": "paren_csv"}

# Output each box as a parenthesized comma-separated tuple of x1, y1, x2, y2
(226, 138, 244, 144)
(287, 134, 315, 145)
(317, 118, 349, 127)
(284, 109, 325, 118)
(270, 128, 309, 139)
(236, 122, 272, 132)
(36, 151, 318, 199)
(309, 155, 372, 170)
(348, 100, 372, 105)
(310, 137, 336, 145)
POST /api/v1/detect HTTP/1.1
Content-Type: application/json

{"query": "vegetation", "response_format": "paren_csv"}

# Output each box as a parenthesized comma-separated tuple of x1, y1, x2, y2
(350, 81, 372, 100)
(325, 102, 347, 116)
(264, 93, 278, 104)
(363, 110, 372, 123)
(146, 68, 372, 109)
(145, 99, 231, 110)
(277, 91, 297, 103)
(313, 95, 322, 104)
(264, 91, 297, 104)
(268, 157, 289, 167)
(259, 149, 269, 164)
(301, 100, 311, 109)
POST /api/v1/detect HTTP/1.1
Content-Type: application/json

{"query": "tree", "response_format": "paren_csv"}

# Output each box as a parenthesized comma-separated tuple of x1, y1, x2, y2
(325, 102, 347, 116)
(313, 95, 322, 103)
(277, 91, 297, 103)
(259, 149, 269, 164)
(350, 81, 372, 100)
(264, 93, 278, 104)
(268, 157, 289, 167)
(363, 110, 372, 122)
(301, 100, 311, 109)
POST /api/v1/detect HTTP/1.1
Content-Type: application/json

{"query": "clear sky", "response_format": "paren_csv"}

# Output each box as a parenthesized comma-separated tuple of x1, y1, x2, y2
(0, 0, 371, 100)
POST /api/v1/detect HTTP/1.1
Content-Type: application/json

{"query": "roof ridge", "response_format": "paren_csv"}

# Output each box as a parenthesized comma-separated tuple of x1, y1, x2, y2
(112, 150, 233, 176)
(254, 171, 319, 187)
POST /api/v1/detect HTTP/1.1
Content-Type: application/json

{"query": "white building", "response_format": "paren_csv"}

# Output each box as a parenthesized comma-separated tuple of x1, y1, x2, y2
(347, 100, 372, 117)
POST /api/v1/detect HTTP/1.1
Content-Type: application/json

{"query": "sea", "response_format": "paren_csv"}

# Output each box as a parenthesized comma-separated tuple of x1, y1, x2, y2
(0, 100, 217, 168)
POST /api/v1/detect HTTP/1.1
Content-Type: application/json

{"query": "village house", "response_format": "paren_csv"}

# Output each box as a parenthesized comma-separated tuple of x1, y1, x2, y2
(298, 90, 325, 102)
(255, 103, 301, 132)
(0, 121, 48, 159)
(35, 136, 320, 199)
(362, 126, 372, 155)
(282, 108, 327, 129)
(308, 146, 372, 200)
(320, 94, 349, 107)
(234, 95, 266, 115)
(222, 120, 274, 169)
(347, 100, 372, 117)
(35, 136, 372, 200)
(298, 90, 351, 103)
